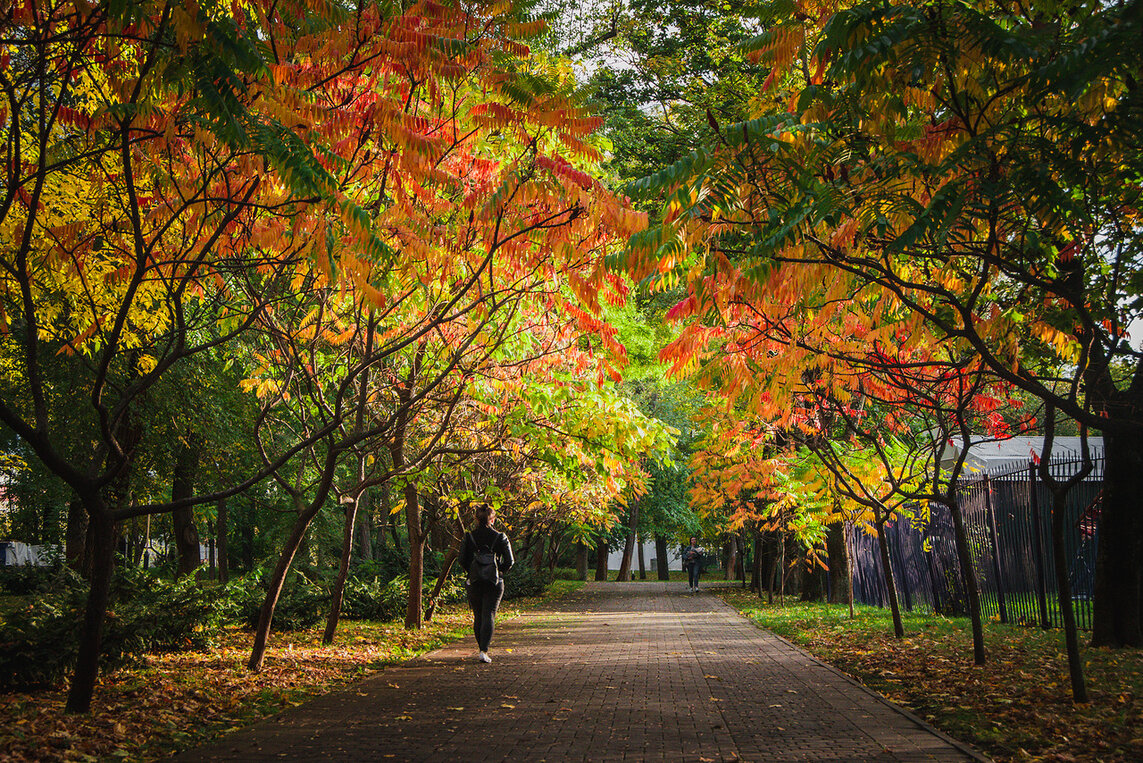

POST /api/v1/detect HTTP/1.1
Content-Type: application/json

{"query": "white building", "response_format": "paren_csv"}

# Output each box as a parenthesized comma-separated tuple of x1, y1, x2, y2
(940, 435, 1104, 475)
(606, 539, 685, 572)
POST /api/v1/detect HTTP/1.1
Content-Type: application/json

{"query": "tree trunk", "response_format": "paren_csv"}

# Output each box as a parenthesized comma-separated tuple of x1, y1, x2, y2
(576, 541, 589, 581)
(800, 545, 824, 602)
(65, 496, 89, 576)
(546, 530, 563, 572)
(725, 535, 737, 581)
(874, 512, 905, 640)
(1050, 487, 1089, 701)
(65, 495, 115, 713)
(594, 538, 608, 581)
(171, 441, 201, 579)
(402, 483, 425, 629)
(242, 499, 255, 572)
(355, 489, 373, 562)
(216, 498, 229, 584)
(248, 499, 325, 671)
(653, 534, 667, 580)
(426, 519, 464, 622)
(845, 522, 856, 619)
(1092, 429, 1143, 647)
(761, 531, 778, 603)
(947, 498, 987, 665)
(826, 521, 849, 604)
(207, 521, 216, 579)
(751, 530, 762, 593)
(617, 502, 640, 581)
(637, 535, 646, 580)
(323, 496, 361, 645)
(531, 532, 545, 572)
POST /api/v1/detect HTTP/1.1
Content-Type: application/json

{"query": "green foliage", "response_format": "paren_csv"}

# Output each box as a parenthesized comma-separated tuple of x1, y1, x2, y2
(503, 564, 551, 600)
(108, 566, 227, 653)
(0, 564, 79, 596)
(229, 570, 326, 632)
(0, 566, 226, 690)
(0, 585, 87, 690)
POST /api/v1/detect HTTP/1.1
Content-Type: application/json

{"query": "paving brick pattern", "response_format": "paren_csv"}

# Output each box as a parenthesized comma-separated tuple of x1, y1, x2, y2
(173, 582, 987, 762)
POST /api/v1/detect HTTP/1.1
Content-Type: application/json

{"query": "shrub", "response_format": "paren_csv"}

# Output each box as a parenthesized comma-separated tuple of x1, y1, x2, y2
(0, 566, 225, 690)
(109, 566, 224, 653)
(341, 575, 396, 621)
(0, 564, 82, 596)
(232, 570, 327, 631)
(503, 564, 550, 600)
(0, 586, 87, 690)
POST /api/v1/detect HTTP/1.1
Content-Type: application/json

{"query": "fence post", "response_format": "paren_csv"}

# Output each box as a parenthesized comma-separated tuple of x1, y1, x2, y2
(1029, 462, 1052, 629)
(983, 476, 1008, 623)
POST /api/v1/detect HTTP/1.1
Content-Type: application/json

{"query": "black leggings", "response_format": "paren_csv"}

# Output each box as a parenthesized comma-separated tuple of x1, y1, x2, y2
(467, 580, 505, 651)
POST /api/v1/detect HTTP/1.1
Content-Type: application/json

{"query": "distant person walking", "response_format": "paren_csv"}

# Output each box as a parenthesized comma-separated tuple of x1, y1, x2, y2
(462, 504, 514, 663)
(683, 537, 703, 592)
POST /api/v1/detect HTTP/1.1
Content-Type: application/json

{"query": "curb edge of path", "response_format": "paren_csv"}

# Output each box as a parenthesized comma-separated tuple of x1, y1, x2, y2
(722, 601, 993, 763)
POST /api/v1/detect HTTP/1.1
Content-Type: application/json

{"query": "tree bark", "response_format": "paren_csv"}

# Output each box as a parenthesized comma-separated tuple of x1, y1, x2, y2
(826, 521, 849, 604)
(1050, 486, 1089, 701)
(617, 503, 639, 581)
(531, 532, 545, 572)
(216, 498, 229, 584)
(426, 518, 464, 622)
(637, 535, 646, 580)
(594, 538, 608, 581)
(323, 495, 361, 645)
(546, 530, 563, 572)
(402, 482, 425, 629)
(65, 494, 115, 713)
(65, 496, 89, 576)
(1091, 429, 1143, 647)
(171, 441, 201, 579)
(355, 489, 373, 562)
(947, 498, 986, 665)
(725, 535, 737, 581)
(654, 534, 669, 581)
(248, 501, 324, 671)
(576, 541, 589, 581)
(751, 530, 762, 594)
(874, 512, 905, 640)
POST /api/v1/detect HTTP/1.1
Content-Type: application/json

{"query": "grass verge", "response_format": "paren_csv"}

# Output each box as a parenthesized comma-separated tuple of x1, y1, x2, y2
(718, 589, 1143, 762)
(0, 580, 584, 762)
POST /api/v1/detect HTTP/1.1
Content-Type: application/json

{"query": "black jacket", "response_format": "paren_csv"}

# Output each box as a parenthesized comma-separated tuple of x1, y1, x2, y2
(461, 526, 514, 580)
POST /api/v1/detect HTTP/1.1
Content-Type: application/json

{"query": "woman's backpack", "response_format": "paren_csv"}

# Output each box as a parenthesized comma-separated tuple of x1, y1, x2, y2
(469, 540, 501, 585)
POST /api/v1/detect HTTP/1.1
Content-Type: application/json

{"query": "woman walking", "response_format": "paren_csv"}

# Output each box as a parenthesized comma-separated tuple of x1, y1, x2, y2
(461, 504, 514, 663)
(683, 536, 704, 592)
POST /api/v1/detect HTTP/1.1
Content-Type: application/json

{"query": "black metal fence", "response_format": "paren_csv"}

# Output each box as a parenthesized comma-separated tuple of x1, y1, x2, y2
(847, 453, 1103, 630)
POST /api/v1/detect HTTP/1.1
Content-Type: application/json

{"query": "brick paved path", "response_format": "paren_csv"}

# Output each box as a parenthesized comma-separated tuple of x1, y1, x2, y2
(174, 582, 986, 762)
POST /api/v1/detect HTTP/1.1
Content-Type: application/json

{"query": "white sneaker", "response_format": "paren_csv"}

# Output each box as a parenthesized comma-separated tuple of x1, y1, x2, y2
(478, 651, 492, 663)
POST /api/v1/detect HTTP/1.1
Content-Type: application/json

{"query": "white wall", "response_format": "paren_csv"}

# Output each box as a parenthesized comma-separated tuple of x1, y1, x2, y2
(606, 540, 684, 572)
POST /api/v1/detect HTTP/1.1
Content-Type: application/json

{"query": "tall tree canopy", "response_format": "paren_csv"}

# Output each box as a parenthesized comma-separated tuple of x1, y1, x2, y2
(618, 0, 1143, 647)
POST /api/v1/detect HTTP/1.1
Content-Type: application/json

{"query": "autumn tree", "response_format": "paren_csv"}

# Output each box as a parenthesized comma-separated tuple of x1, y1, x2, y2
(619, 0, 1143, 652)
(0, 0, 349, 711)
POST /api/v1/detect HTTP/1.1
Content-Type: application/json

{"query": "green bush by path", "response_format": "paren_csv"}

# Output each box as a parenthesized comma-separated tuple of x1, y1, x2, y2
(503, 564, 550, 600)
(0, 567, 226, 690)
(719, 590, 1143, 763)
